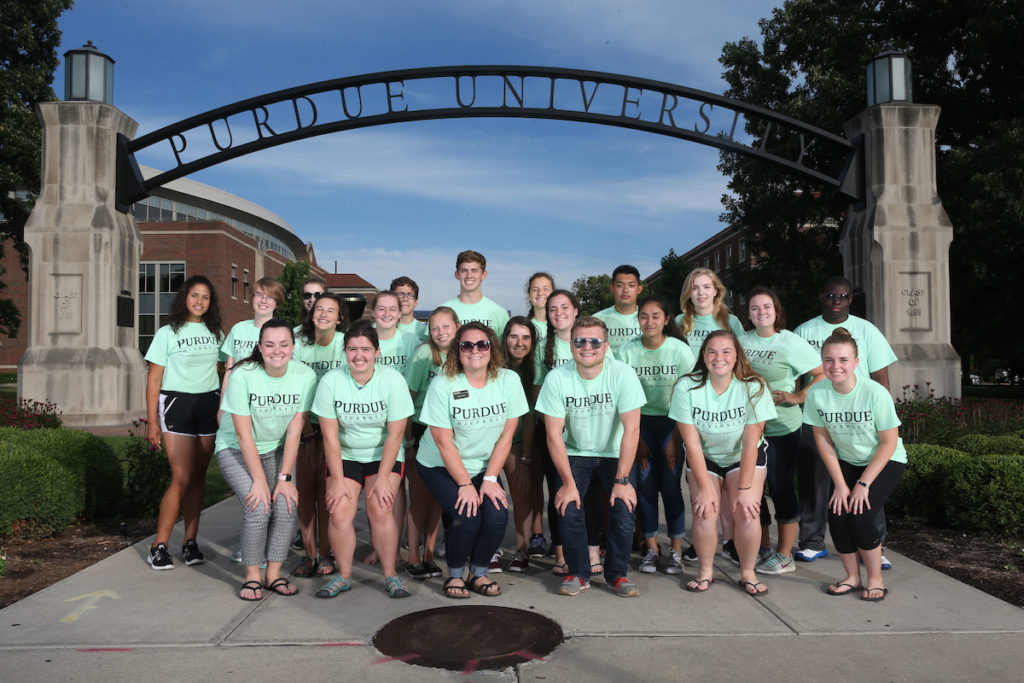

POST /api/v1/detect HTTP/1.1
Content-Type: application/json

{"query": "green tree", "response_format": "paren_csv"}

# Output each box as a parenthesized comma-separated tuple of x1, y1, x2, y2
(570, 273, 613, 316)
(718, 0, 1024, 367)
(276, 260, 311, 327)
(0, 0, 73, 338)
(647, 249, 693, 313)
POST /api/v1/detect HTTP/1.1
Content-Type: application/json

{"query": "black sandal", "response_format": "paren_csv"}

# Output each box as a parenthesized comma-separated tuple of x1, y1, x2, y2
(443, 576, 471, 599)
(467, 574, 502, 597)
(265, 577, 299, 596)
(239, 580, 263, 601)
(293, 555, 319, 578)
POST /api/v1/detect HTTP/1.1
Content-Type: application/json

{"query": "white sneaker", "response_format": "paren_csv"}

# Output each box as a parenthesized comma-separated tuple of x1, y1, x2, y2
(487, 551, 503, 573)
(639, 547, 659, 573)
(665, 549, 683, 575)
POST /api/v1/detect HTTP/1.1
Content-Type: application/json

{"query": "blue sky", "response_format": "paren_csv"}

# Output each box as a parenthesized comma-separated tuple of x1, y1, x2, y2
(54, 0, 781, 310)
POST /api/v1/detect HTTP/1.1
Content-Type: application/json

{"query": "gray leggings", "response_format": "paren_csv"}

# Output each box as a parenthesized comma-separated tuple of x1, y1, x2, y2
(217, 446, 297, 566)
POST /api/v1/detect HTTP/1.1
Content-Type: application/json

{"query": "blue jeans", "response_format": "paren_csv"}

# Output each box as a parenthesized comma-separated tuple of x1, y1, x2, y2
(558, 457, 636, 583)
(417, 464, 507, 579)
(765, 428, 801, 523)
(636, 415, 685, 540)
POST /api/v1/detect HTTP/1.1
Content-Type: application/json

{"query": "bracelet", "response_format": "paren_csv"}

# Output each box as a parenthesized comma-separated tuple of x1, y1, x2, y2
(458, 483, 473, 488)
(737, 486, 751, 490)
(482, 475, 498, 483)
(857, 480, 871, 489)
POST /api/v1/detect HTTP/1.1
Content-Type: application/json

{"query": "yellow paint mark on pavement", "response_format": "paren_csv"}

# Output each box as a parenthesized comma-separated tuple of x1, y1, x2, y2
(61, 590, 120, 623)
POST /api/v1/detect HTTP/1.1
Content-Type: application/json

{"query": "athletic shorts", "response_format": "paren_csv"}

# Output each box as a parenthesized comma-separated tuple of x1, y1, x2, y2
(159, 390, 219, 437)
(328, 459, 405, 487)
(688, 439, 768, 479)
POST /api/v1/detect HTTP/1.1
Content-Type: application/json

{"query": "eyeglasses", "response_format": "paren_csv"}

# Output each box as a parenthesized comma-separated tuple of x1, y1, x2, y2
(459, 340, 491, 352)
(573, 337, 605, 349)
(302, 291, 324, 300)
(253, 292, 274, 301)
(823, 293, 851, 302)
(394, 292, 416, 300)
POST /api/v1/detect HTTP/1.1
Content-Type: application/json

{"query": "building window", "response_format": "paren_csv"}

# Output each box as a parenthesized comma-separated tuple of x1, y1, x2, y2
(726, 245, 733, 267)
(231, 264, 238, 299)
(139, 261, 185, 355)
(714, 251, 721, 271)
(704, 256, 710, 269)
(739, 238, 747, 262)
(243, 269, 250, 302)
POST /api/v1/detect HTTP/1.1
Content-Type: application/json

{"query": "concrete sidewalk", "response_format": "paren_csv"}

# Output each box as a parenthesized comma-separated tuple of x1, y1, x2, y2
(2, 497, 1022, 681)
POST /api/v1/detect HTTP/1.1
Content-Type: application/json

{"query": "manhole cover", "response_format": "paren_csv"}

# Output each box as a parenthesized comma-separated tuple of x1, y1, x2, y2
(373, 605, 563, 671)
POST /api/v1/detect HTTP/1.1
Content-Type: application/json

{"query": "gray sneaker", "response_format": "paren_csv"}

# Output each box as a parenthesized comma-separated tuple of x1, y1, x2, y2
(756, 551, 796, 575)
(610, 576, 639, 597)
(558, 575, 590, 596)
(665, 549, 684, 575)
(639, 547, 659, 573)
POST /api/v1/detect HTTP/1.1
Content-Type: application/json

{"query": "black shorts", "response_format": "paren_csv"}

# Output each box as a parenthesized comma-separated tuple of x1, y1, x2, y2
(159, 390, 219, 437)
(331, 459, 405, 488)
(688, 439, 769, 479)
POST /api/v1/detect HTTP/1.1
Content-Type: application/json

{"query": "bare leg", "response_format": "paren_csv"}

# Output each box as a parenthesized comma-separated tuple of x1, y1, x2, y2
(367, 471, 403, 577)
(726, 468, 768, 592)
(327, 478, 361, 580)
(686, 471, 720, 588)
(155, 433, 200, 546)
(295, 440, 319, 558)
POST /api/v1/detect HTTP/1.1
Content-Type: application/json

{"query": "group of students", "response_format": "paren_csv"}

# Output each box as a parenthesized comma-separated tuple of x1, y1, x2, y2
(142, 250, 904, 604)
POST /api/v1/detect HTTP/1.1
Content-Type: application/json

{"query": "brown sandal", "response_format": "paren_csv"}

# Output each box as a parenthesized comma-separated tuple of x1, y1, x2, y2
(467, 574, 502, 597)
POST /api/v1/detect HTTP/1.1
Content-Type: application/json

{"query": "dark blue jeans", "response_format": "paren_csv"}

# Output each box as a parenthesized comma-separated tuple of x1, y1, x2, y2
(417, 465, 508, 578)
(558, 457, 636, 583)
(636, 415, 685, 539)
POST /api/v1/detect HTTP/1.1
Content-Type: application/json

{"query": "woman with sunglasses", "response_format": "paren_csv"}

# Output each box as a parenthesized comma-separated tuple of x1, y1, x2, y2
(291, 293, 349, 578)
(417, 323, 528, 598)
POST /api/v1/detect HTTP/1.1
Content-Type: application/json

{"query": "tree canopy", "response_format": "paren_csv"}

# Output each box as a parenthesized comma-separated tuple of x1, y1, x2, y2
(570, 274, 613, 316)
(276, 260, 311, 327)
(718, 0, 1024, 375)
(0, 0, 73, 338)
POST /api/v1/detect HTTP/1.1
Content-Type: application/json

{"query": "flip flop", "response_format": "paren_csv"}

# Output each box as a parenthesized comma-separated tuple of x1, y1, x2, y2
(590, 562, 604, 576)
(239, 580, 263, 601)
(738, 579, 769, 597)
(861, 586, 889, 602)
(826, 581, 862, 596)
(264, 577, 299, 596)
(684, 577, 713, 593)
(551, 561, 569, 576)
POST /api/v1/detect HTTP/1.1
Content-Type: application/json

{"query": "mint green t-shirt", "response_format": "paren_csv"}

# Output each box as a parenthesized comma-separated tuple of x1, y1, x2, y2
(594, 306, 641, 354)
(398, 319, 429, 342)
(739, 329, 822, 437)
(293, 332, 347, 381)
(668, 374, 777, 467)
(617, 337, 696, 416)
(531, 317, 548, 344)
(533, 335, 574, 385)
(793, 314, 897, 381)
(417, 368, 529, 475)
(803, 377, 907, 466)
(220, 319, 262, 364)
(675, 313, 745, 356)
(216, 360, 317, 453)
(376, 330, 419, 376)
(443, 296, 510, 336)
(405, 343, 446, 423)
(312, 365, 414, 463)
(144, 322, 223, 393)
(535, 357, 647, 459)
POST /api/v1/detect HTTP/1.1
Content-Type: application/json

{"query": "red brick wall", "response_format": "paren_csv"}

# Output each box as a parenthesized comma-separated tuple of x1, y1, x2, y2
(0, 239, 29, 369)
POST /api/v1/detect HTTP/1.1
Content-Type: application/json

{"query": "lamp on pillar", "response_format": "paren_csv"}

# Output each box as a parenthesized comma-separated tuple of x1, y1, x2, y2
(64, 40, 115, 104)
(866, 49, 912, 106)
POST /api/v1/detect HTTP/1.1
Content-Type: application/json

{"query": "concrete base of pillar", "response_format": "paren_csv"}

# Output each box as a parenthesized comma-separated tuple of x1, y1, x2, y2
(888, 342, 962, 402)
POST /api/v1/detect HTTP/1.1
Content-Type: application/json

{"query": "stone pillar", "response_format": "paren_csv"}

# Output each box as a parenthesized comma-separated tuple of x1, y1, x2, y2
(18, 102, 146, 426)
(840, 104, 961, 399)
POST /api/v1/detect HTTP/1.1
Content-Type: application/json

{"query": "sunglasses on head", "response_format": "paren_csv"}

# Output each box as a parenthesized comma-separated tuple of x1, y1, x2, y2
(573, 337, 604, 349)
(302, 291, 324, 300)
(459, 339, 491, 352)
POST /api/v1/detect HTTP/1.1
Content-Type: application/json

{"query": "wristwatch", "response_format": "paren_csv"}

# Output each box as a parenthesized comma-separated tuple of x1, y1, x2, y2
(482, 475, 498, 483)
(278, 473, 293, 482)
(614, 476, 631, 486)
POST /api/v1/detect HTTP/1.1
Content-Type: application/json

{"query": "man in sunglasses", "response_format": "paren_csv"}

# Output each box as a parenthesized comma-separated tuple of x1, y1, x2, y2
(792, 276, 897, 566)
(536, 317, 646, 597)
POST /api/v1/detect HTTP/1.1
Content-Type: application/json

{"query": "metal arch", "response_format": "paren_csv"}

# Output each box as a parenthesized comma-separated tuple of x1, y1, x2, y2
(116, 65, 862, 212)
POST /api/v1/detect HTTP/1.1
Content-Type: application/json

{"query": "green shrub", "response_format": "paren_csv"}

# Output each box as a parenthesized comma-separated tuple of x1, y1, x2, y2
(0, 447, 80, 536)
(122, 419, 171, 517)
(0, 396, 62, 429)
(895, 385, 1024, 444)
(0, 428, 123, 535)
(891, 444, 1024, 536)
(953, 433, 1024, 455)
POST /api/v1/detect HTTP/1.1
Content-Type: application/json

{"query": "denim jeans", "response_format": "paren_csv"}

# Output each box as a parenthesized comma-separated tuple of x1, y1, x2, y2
(636, 415, 685, 539)
(558, 456, 636, 582)
(417, 464, 507, 578)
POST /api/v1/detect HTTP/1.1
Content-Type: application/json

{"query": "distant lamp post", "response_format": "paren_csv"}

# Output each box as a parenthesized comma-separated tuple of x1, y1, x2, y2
(64, 41, 115, 104)
(866, 49, 912, 106)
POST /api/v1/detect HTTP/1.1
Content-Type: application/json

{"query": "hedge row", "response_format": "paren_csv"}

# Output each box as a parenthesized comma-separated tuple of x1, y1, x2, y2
(0, 428, 122, 537)
(890, 443, 1024, 537)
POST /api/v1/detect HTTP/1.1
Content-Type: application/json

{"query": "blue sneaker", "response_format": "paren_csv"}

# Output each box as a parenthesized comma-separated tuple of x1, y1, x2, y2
(794, 547, 828, 562)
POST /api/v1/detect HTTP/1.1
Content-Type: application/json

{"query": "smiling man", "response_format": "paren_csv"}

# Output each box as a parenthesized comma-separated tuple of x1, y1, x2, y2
(442, 250, 509, 336)
(594, 264, 643, 354)
(536, 316, 646, 597)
